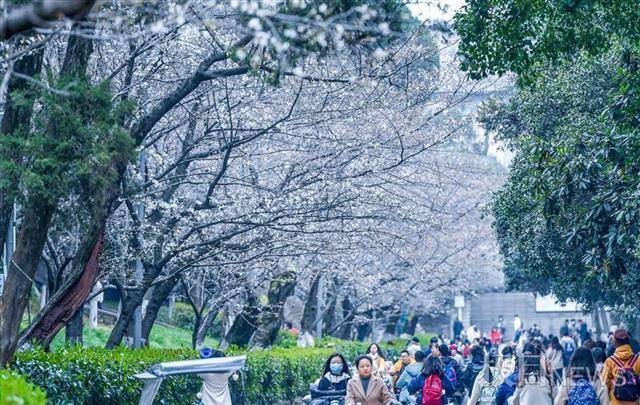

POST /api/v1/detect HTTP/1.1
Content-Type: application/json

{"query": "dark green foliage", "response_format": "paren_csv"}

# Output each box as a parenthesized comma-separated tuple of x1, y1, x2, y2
(457, 0, 640, 317)
(0, 76, 135, 204)
(11, 341, 378, 404)
(485, 49, 640, 312)
(0, 369, 47, 405)
(454, 0, 640, 81)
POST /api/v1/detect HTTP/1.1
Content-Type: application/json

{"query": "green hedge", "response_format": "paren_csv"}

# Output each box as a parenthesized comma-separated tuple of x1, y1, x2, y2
(0, 369, 47, 405)
(11, 337, 421, 404)
(14, 347, 200, 404)
(13, 346, 344, 404)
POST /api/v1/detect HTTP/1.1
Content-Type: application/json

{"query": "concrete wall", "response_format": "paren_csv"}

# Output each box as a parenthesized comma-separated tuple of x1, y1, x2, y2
(461, 292, 589, 338)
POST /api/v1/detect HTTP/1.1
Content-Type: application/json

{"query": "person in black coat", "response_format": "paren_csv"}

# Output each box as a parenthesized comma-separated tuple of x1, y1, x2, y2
(439, 344, 465, 404)
(462, 344, 485, 393)
(453, 318, 464, 340)
(315, 353, 351, 395)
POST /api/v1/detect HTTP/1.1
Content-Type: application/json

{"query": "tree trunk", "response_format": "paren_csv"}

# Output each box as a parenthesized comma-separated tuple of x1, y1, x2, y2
(191, 311, 203, 350)
(141, 275, 178, 343)
(322, 291, 337, 336)
(222, 293, 260, 349)
(599, 304, 610, 336)
(249, 274, 296, 349)
(65, 307, 84, 345)
(592, 306, 603, 339)
(19, 229, 103, 347)
(336, 295, 355, 340)
(105, 293, 140, 348)
(0, 201, 56, 366)
(195, 309, 218, 348)
(384, 312, 400, 336)
(405, 314, 419, 335)
(301, 274, 319, 331)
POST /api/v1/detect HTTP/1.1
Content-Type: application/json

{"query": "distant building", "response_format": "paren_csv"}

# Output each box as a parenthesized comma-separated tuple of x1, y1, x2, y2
(460, 292, 592, 338)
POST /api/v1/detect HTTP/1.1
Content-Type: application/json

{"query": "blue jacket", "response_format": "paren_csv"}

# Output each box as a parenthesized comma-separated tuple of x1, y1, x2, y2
(496, 370, 518, 405)
(406, 373, 427, 405)
(441, 356, 465, 397)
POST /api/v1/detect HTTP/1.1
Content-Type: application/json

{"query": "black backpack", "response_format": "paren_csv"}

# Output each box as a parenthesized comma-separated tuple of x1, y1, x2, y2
(610, 354, 640, 402)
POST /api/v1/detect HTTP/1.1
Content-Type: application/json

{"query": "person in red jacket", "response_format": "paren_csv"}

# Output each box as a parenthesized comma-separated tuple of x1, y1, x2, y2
(490, 327, 503, 346)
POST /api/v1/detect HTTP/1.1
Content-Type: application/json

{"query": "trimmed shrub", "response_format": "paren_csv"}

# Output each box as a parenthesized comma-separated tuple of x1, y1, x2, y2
(13, 347, 200, 404)
(12, 337, 412, 404)
(13, 346, 334, 404)
(0, 369, 47, 405)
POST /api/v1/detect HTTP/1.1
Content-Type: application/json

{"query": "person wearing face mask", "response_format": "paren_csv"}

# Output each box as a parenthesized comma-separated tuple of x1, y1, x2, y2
(312, 353, 351, 404)
(318, 353, 352, 390)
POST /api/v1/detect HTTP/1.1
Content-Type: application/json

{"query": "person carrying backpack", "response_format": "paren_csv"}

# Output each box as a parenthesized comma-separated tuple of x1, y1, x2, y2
(439, 344, 465, 404)
(421, 356, 445, 405)
(468, 351, 502, 405)
(602, 329, 640, 405)
(510, 343, 553, 405)
(463, 345, 486, 394)
(397, 351, 426, 404)
(553, 346, 608, 405)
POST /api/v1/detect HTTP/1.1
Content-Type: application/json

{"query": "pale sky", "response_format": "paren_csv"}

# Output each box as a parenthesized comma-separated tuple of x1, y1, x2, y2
(409, 0, 513, 168)
(407, 0, 466, 22)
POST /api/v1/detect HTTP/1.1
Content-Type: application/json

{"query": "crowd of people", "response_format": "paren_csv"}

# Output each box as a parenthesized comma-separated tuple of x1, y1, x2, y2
(307, 324, 640, 405)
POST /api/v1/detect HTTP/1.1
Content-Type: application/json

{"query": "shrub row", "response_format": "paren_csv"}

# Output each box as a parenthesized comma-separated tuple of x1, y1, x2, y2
(12, 345, 356, 404)
(11, 336, 419, 404)
(0, 369, 47, 405)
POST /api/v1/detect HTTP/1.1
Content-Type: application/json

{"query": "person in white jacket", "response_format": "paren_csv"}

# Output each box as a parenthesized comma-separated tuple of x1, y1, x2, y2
(468, 351, 503, 405)
(197, 348, 237, 405)
(510, 345, 552, 405)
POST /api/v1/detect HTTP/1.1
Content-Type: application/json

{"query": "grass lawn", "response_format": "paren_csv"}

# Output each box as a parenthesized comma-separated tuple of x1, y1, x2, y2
(50, 321, 218, 350)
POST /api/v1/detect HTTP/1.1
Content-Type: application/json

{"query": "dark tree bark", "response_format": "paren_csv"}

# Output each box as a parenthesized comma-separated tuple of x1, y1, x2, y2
(1, 23, 95, 366)
(0, 202, 55, 366)
(249, 274, 296, 349)
(19, 229, 103, 347)
(336, 295, 355, 340)
(0, 0, 95, 40)
(65, 307, 84, 345)
(405, 314, 419, 336)
(141, 275, 179, 343)
(301, 274, 319, 331)
(195, 309, 218, 348)
(384, 312, 401, 336)
(105, 292, 141, 349)
(322, 290, 337, 336)
(222, 293, 260, 348)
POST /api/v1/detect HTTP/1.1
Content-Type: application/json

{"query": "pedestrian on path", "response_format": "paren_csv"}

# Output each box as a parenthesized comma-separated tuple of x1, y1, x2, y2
(546, 336, 565, 385)
(346, 355, 393, 405)
(553, 346, 609, 405)
(365, 343, 388, 378)
(513, 315, 522, 342)
(510, 344, 553, 405)
(602, 329, 640, 405)
(467, 350, 502, 405)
